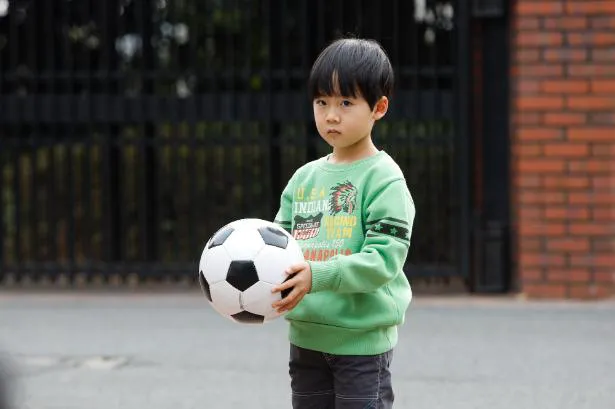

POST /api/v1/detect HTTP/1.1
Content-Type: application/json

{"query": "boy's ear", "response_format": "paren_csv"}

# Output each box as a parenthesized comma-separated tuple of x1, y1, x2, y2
(372, 97, 389, 120)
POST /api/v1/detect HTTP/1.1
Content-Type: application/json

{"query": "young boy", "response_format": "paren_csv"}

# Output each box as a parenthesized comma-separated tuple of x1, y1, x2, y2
(271, 38, 416, 409)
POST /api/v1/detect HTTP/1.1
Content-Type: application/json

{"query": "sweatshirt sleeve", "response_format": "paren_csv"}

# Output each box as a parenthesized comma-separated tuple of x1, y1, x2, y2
(273, 176, 294, 234)
(309, 178, 415, 294)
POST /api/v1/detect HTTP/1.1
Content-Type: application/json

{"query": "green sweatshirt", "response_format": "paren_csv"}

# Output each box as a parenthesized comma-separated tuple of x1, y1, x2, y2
(274, 151, 415, 355)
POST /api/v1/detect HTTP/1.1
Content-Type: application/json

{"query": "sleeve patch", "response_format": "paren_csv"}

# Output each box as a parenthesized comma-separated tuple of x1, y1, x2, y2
(366, 220, 410, 244)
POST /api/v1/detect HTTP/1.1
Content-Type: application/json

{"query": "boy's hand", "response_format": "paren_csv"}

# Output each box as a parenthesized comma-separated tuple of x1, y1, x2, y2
(271, 262, 312, 313)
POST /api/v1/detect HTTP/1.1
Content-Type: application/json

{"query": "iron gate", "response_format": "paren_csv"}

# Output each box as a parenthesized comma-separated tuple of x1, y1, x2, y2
(0, 0, 471, 285)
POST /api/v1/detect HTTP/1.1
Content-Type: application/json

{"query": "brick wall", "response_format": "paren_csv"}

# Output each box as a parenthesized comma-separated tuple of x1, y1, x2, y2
(511, 1, 615, 299)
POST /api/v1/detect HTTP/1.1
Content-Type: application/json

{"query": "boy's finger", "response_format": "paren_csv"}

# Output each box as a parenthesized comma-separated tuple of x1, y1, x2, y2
(283, 290, 306, 312)
(273, 287, 299, 310)
(285, 262, 305, 275)
(271, 276, 296, 293)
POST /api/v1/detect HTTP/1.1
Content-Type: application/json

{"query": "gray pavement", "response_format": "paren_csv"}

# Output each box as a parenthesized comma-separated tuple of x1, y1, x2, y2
(0, 292, 614, 409)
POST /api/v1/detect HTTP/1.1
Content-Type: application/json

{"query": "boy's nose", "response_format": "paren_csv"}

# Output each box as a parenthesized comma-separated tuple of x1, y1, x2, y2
(325, 109, 340, 123)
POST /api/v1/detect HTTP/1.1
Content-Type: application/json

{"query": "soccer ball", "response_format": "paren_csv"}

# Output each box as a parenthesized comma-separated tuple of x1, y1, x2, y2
(198, 218, 304, 324)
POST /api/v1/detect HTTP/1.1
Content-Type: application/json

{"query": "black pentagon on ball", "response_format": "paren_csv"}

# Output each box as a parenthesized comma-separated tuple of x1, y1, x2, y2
(208, 226, 234, 248)
(232, 310, 265, 324)
(198, 271, 212, 302)
(226, 260, 259, 291)
(258, 226, 288, 249)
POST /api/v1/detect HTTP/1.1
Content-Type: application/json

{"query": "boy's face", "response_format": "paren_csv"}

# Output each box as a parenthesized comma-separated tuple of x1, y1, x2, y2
(313, 91, 388, 151)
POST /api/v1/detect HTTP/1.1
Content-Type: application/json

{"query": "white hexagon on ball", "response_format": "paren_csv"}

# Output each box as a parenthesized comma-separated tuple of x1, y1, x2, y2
(209, 281, 242, 316)
(222, 228, 265, 261)
(241, 281, 281, 320)
(200, 245, 232, 285)
(253, 241, 304, 285)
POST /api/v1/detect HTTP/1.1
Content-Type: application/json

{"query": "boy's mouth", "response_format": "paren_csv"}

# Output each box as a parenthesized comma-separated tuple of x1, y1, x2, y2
(326, 129, 341, 135)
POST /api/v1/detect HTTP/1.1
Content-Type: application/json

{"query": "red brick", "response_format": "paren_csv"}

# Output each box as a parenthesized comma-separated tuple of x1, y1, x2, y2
(543, 17, 588, 30)
(517, 159, 566, 173)
(520, 238, 544, 251)
(546, 238, 590, 252)
(520, 269, 545, 281)
(543, 176, 589, 189)
(595, 254, 615, 267)
(591, 80, 615, 94)
(543, 113, 586, 125)
(567, 97, 615, 110)
(513, 144, 543, 157)
(520, 191, 566, 204)
(592, 49, 615, 62)
(514, 175, 542, 189)
(518, 222, 566, 237)
(544, 143, 589, 157)
(523, 283, 568, 298)
(546, 269, 592, 283)
(591, 176, 614, 189)
(568, 128, 615, 141)
(518, 2, 564, 15)
(544, 206, 590, 220)
(568, 160, 611, 174)
(520, 252, 566, 267)
(568, 284, 613, 300)
(517, 96, 564, 111)
(543, 49, 588, 62)
(569, 223, 612, 236)
(513, 112, 542, 125)
(517, 128, 563, 141)
(594, 271, 615, 285)
(515, 17, 541, 30)
(594, 193, 615, 205)
(568, 193, 597, 205)
(567, 64, 615, 77)
(517, 64, 564, 77)
(589, 113, 615, 125)
(517, 32, 563, 47)
(516, 80, 541, 93)
(593, 239, 615, 252)
(590, 16, 615, 29)
(593, 208, 615, 221)
(515, 49, 541, 63)
(567, 33, 615, 46)
(591, 144, 615, 156)
(590, 80, 615, 94)
(542, 80, 589, 93)
(565, 1, 615, 15)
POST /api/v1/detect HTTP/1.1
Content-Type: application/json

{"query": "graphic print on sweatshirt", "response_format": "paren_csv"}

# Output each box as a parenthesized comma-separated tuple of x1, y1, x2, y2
(292, 181, 358, 261)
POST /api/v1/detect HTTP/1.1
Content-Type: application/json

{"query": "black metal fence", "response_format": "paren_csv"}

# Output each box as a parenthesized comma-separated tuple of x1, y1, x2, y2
(0, 0, 471, 285)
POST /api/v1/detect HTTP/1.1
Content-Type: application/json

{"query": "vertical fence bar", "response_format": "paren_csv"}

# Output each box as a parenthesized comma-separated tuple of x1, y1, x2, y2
(139, 0, 158, 274)
(8, 1, 20, 280)
(187, 0, 199, 264)
(455, 0, 472, 279)
(266, 0, 280, 220)
(170, 0, 181, 267)
(81, 0, 93, 274)
(101, 0, 121, 271)
(0, 0, 4, 280)
(26, 2, 38, 278)
(42, 0, 56, 277)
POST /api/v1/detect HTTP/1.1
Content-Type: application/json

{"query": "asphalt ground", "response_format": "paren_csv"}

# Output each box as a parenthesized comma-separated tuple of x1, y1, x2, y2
(0, 292, 613, 409)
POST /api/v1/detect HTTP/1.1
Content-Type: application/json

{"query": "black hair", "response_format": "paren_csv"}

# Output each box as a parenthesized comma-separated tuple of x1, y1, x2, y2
(308, 38, 394, 109)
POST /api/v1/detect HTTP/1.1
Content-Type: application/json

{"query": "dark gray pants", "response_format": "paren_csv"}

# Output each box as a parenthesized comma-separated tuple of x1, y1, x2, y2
(289, 344, 394, 409)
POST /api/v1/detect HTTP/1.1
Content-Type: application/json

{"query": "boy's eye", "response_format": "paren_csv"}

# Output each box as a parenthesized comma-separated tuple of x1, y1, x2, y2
(315, 99, 326, 106)
(341, 100, 353, 107)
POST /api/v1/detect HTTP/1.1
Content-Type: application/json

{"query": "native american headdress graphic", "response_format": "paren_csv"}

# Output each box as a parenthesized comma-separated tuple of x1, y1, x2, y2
(329, 181, 357, 215)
